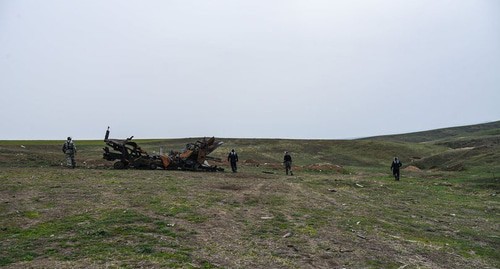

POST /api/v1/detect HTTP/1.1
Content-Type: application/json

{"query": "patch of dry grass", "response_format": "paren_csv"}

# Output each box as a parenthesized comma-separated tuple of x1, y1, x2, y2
(1, 166, 498, 268)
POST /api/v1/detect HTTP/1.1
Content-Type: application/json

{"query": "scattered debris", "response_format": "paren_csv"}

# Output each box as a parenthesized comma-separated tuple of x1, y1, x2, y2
(262, 171, 275, 174)
(355, 183, 364, 188)
(20, 145, 26, 148)
(260, 216, 274, 220)
(389, 234, 401, 240)
(328, 188, 337, 192)
(283, 232, 292, 238)
(357, 234, 367, 240)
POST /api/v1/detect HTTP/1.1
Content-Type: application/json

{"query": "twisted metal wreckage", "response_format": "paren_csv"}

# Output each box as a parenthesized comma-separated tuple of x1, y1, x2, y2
(102, 127, 224, 171)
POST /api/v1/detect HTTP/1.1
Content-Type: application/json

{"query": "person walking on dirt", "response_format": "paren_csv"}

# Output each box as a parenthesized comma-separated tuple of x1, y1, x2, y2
(391, 157, 402, 181)
(284, 151, 293, 175)
(228, 149, 239, 172)
(62, 137, 77, 168)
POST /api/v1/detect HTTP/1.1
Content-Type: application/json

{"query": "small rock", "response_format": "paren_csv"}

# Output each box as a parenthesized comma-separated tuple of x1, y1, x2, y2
(287, 244, 299, 252)
(283, 232, 292, 238)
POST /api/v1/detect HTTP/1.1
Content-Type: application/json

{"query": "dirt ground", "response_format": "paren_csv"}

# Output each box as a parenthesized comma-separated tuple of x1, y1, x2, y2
(1, 164, 498, 269)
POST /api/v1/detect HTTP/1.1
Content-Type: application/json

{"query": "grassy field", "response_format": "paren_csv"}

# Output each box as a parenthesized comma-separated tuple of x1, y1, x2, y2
(0, 122, 499, 268)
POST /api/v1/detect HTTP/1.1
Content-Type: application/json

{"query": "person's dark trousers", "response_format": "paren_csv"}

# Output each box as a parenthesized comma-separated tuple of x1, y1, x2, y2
(285, 161, 292, 175)
(393, 169, 400, 181)
(231, 161, 237, 172)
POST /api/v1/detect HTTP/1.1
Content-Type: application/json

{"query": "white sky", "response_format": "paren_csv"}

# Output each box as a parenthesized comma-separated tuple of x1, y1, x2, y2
(1, 0, 499, 140)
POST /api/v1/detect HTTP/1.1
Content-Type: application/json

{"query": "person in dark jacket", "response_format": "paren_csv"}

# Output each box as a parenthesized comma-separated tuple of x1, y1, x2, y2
(283, 151, 293, 175)
(62, 137, 77, 168)
(228, 149, 239, 172)
(391, 157, 402, 181)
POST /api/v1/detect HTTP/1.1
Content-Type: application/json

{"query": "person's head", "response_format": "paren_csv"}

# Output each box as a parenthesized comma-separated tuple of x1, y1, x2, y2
(231, 149, 235, 152)
(394, 157, 398, 161)
(67, 137, 72, 141)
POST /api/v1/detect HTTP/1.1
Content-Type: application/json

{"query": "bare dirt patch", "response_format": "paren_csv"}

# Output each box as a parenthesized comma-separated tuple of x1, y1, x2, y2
(404, 165, 422, 172)
(303, 163, 346, 173)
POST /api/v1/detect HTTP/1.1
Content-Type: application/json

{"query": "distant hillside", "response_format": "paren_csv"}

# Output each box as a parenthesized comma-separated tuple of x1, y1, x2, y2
(362, 121, 500, 171)
(0, 121, 499, 172)
(363, 120, 500, 143)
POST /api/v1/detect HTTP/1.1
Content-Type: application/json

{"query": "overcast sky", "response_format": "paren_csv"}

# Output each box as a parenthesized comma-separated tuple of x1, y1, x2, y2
(1, 0, 499, 140)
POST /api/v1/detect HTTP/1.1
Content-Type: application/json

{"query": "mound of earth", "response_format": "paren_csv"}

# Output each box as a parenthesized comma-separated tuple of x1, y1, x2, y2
(303, 163, 345, 173)
(243, 159, 260, 166)
(403, 165, 421, 172)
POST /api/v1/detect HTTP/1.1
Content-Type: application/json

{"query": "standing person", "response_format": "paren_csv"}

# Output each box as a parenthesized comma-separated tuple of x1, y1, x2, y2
(228, 149, 239, 173)
(62, 137, 77, 168)
(391, 157, 402, 181)
(283, 151, 293, 175)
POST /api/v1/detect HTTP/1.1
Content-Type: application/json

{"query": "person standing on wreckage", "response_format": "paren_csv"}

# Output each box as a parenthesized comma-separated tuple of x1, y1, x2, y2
(62, 137, 77, 168)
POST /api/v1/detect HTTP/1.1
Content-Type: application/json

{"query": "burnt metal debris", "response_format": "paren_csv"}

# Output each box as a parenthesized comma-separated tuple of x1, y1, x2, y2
(103, 127, 224, 171)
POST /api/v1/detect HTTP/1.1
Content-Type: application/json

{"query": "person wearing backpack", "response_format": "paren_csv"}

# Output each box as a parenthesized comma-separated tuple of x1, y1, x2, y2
(62, 137, 77, 168)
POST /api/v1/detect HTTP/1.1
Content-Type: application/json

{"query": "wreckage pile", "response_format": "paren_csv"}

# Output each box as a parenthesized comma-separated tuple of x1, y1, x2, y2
(102, 127, 224, 171)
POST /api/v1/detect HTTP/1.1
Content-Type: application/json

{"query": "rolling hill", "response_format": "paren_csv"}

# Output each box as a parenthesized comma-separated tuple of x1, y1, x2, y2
(1, 121, 498, 172)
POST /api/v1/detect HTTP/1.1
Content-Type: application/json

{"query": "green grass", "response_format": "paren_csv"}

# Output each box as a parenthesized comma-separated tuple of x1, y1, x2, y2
(0, 121, 499, 268)
(0, 208, 194, 267)
(1, 166, 498, 268)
